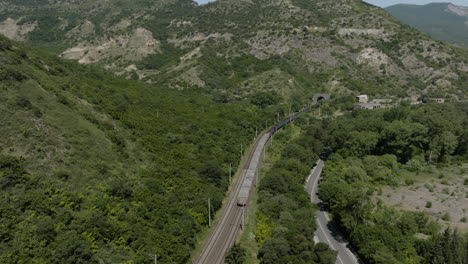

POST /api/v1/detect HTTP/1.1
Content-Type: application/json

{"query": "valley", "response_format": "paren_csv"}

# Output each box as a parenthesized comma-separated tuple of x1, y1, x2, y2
(0, 0, 467, 263)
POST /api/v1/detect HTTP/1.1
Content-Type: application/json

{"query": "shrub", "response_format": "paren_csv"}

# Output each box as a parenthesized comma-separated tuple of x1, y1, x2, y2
(441, 213, 450, 221)
(0, 68, 27, 81)
(16, 96, 32, 109)
(405, 178, 414, 185)
(225, 244, 246, 264)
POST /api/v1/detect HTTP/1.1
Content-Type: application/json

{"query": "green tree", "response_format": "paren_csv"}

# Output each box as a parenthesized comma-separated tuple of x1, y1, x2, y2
(343, 131, 379, 157)
(314, 242, 337, 264)
(381, 120, 428, 162)
(429, 131, 458, 163)
(225, 244, 246, 264)
(52, 232, 97, 264)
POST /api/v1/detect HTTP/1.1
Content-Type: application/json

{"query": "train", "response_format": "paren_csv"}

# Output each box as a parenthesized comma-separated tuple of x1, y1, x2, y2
(237, 110, 305, 207)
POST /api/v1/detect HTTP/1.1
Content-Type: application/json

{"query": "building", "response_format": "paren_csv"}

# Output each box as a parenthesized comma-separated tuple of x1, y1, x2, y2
(356, 95, 369, 103)
(354, 103, 382, 110)
(371, 99, 392, 104)
(432, 98, 446, 104)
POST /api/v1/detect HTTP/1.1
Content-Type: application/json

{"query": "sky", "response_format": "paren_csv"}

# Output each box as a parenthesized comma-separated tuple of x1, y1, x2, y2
(194, 0, 468, 7)
(363, 0, 468, 7)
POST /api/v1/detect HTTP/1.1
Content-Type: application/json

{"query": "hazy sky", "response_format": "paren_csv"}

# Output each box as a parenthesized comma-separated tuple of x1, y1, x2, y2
(194, 0, 468, 7)
(364, 0, 468, 7)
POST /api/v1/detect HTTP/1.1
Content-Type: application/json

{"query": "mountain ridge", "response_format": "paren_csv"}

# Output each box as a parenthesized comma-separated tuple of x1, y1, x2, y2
(386, 2, 468, 47)
(0, 0, 467, 101)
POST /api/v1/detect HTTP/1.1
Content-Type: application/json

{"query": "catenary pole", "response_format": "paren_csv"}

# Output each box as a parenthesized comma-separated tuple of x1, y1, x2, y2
(208, 198, 211, 227)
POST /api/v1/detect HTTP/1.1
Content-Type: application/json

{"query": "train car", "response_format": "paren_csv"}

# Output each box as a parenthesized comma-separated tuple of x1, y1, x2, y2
(236, 110, 307, 207)
(236, 135, 268, 207)
(237, 169, 256, 206)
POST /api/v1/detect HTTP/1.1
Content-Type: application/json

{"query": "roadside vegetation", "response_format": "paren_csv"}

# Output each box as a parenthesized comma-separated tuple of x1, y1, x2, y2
(255, 120, 336, 264)
(316, 101, 468, 263)
(231, 120, 336, 264)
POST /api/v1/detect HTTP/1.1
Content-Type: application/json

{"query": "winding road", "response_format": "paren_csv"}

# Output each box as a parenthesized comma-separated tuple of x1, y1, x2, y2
(305, 160, 359, 264)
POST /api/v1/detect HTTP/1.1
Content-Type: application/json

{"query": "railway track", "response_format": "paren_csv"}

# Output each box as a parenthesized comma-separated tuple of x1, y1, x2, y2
(194, 111, 303, 264)
(193, 132, 269, 264)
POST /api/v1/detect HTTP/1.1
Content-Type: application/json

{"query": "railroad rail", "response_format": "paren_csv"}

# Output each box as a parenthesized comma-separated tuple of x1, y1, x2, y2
(193, 111, 302, 264)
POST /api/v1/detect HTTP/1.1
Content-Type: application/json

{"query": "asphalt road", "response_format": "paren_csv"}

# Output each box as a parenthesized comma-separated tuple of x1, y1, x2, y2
(193, 133, 270, 264)
(305, 160, 359, 264)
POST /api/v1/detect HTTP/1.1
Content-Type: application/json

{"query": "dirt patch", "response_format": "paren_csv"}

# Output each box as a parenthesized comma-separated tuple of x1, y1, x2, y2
(357, 48, 388, 66)
(179, 66, 205, 87)
(338, 28, 386, 36)
(109, 19, 132, 32)
(375, 177, 468, 231)
(61, 28, 159, 64)
(167, 33, 233, 46)
(0, 18, 37, 41)
(246, 31, 306, 60)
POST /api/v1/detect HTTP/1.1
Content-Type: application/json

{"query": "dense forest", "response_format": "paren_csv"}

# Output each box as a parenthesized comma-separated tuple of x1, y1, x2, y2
(317, 102, 468, 263)
(255, 123, 335, 264)
(227, 101, 468, 264)
(0, 35, 291, 263)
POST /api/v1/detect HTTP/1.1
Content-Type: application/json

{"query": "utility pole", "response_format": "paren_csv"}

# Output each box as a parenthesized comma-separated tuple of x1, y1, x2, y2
(229, 163, 232, 185)
(263, 146, 266, 161)
(148, 254, 157, 264)
(241, 207, 245, 230)
(208, 198, 211, 227)
(240, 143, 243, 157)
(256, 167, 259, 186)
(277, 112, 279, 122)
(255, 127, 258, 138)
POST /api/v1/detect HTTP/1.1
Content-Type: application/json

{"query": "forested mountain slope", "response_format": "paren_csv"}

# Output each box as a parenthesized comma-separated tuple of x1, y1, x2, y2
(386, 3, 468, 48)
(0, 0, 467, 101)
(0, 35, 276, 263)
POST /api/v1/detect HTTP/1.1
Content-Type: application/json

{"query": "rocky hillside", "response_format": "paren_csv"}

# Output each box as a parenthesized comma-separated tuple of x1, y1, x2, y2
(0, 0, 467, 102)
(386, 3, 468, 48)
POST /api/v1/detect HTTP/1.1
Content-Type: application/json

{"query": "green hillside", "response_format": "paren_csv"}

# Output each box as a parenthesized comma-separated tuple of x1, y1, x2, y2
(386, 3, 468, 47)
(1, 0, 468, 262)
(0, 35, 283, 263)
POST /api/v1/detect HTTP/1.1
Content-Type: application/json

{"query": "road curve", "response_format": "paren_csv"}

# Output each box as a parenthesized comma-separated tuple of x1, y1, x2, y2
(193, 132, 270, 264)
(305, 160, 359, 264)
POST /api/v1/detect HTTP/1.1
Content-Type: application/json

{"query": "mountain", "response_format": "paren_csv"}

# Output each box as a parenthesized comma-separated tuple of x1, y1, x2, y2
(0, 34, 274, 263)
(0, 0, 467, 102)
(386, 3, 468, 48)
(1, 0, 467, 262)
